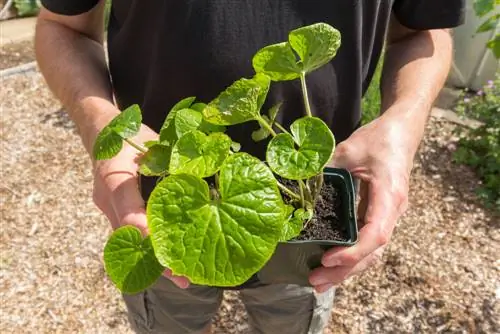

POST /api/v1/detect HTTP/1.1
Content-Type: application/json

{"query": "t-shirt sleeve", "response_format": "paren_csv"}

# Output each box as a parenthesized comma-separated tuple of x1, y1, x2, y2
(40, 0, 100, 15)
(392, 0, 466, 30)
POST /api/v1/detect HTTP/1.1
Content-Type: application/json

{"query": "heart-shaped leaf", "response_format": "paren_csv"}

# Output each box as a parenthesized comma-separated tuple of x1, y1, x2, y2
(288, 22, 341, 74)
(280, 207, 313, 241)
(159, 108, 202, 145)
(104, 226, 164, 294)
(92, 104, 143, 160)
(108, 104, 142, 139)
(147, 153, 286, 286)
(138, 144, 172, 176)
(252, 42, 301, 81)
(202, 74, 271, 125)
(267, 117, 334, 180)
(169, 130, 232, 178)
(93, 126, 123, 160)
(252, 23, 341, 80)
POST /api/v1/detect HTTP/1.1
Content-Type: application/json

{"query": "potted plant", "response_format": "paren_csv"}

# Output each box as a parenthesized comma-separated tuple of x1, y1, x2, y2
(93, 22, 358, 294)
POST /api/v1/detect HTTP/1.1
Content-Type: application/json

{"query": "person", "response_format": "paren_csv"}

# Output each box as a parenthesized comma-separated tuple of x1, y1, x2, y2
(35, 1, 465, 333)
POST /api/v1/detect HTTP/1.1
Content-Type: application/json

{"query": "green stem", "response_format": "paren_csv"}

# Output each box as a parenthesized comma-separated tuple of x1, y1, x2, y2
(299, 179, 312, 204)
(273, 121, 291, 135)
(298, 180, 306, 208)
(257, 116, 277, 137)
(300, 72, 312, 117)
(277, 182, 301, 201)
(124, 138, 147, 153)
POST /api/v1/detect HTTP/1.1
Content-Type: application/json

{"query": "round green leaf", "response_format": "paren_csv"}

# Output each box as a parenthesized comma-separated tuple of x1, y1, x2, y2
(138, 144, 172, 176)
(266, 117, 335, 180)
(202, 74, 271, 125)
(109, 104, 142, 139)
(147, 153, 286, 286)
(169, 130, 232, 178)
(92, 127, 123, 160)
(175, 109, 203, 138)
(252, 42, 301, 81)
(288, 22, 341, 74)
(104, 226, 164, 294)
(159, 108, 202, 145)
(171, 96, 196, 112)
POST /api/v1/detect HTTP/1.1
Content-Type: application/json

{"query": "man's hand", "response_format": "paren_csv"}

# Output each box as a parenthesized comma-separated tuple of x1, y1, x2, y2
(91, 121, 190, 289)
(309, 112, 414, 292)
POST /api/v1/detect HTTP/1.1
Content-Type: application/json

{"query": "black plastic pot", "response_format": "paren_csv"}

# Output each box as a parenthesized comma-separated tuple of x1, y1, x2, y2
(256, 167, 358, 287)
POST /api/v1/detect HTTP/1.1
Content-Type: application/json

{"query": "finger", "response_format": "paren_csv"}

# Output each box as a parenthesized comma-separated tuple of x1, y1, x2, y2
(310, 248, 384, 288)
(314, 283, 334, 293)
(163, 269, 190, 289)
(103, 169, 149, 235)
(322, 180, 394, 267)
(309, 265, 352, 287)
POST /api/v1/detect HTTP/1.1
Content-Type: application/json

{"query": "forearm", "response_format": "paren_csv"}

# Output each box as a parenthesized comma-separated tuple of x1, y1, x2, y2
(35, 12, 117, 154)
(379, 29, 453, 156)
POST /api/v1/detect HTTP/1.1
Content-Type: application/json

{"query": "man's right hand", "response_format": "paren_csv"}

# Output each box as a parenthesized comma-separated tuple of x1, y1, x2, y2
(91, 123, 190, 289)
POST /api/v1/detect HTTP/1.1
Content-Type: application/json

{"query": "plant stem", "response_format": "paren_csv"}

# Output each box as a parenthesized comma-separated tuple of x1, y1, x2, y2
(124, 138, 147, 153)
(298, 180, 306, 208)
(300, 72, 312, 117)
(215, 172, 220, 189)
(273, 121, 291, 135)
(257, 116, 277, 137)
(299, 179, 312, 204)
(277, 182, 301, 201)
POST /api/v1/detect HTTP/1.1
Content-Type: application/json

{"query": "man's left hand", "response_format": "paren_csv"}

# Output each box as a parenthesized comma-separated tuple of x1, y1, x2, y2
(309, 113, 415, 292)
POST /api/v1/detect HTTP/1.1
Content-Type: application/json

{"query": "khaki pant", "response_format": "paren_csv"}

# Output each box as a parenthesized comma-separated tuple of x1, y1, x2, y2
(122, 276, 335, 334)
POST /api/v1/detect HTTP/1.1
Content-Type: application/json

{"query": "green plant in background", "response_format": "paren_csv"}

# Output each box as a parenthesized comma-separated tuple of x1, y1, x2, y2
(473, 0, 500, 58)
(361, 56, 383, 124)
(93, 23, 342, 293)
(453, 74, 500, 212)
(13, 0, 39, 16)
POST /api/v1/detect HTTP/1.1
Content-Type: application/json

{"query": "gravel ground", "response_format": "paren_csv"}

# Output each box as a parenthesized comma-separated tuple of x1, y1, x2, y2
(1, 71, 498, 333)
(0, 41, 35, 70)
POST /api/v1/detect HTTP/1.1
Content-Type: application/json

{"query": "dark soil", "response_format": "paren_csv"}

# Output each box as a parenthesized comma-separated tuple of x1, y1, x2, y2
(280, 178, 349, 242)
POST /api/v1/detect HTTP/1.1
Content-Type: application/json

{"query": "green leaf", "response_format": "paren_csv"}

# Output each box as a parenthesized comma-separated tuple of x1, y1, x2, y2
(169, 131, 232, 178)
(147, 153, 286, 286)
(487, 35, 500, 58)
(175, 109, 203, 138)
(138, 144, 172, 176)
(93, 127, 123, 160)
(473, 0, 495, 17)
(191, 102, 228, 133)
(202, 74, 271, 125)
(172, 96, 196, 112)
(231, 141, 241, 152)
(477, 14, 500, 33)
(14, 0, 39, 16)
(268, 102, 283, 122)
(159, 108, 202, 145)
(267, 117, 335, 180)
(104, 226, 164, 294)
(252, 42, 302, 81)
(251, 103, 283, 142)
(109, 104, 142, 139)
(281, 207, 314, 241)
(144, 140, 159, 148)
(252, 115, 272, 142)
(252, 23, 341, 80)
(288, 22, 341, 74)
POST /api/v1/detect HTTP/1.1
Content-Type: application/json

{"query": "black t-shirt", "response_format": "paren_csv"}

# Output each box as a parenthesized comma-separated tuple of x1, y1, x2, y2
(41, 0, 465, 199)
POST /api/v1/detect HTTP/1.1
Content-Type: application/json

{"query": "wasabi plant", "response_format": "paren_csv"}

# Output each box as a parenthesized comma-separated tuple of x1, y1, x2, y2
(94, 23, 342, 293)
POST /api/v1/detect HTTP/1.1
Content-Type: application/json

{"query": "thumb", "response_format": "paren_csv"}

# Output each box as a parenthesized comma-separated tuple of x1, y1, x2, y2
(105, 170, 149, 236)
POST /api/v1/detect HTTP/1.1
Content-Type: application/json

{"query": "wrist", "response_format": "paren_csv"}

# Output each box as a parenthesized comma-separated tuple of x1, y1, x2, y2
(72, 97, 120, 155)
